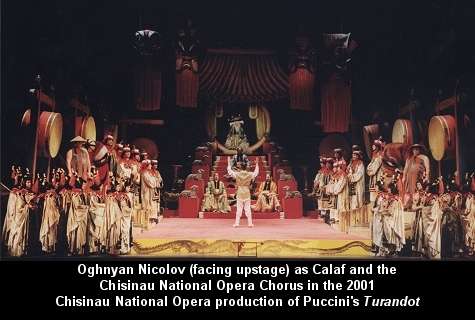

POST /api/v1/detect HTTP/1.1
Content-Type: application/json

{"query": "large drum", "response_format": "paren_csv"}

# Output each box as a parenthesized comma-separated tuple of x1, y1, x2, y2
(319, 134, 350, 159)
(392, 119, 413, 145)
(363, 124, 380, 158)
(37, 111, 63, 158)
(75, 116, 96, 141)
(132, 137, 159, 160)
(428, 115, 456, 161)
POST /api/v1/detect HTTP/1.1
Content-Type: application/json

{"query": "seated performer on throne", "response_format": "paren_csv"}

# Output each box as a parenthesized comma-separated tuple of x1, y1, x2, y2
(201, 173, 231, 213)
(252, 173, 281, 212)
(225, 115, 249, 151)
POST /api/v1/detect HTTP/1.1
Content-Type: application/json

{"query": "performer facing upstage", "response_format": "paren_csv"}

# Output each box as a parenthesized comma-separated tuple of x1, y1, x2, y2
(227, 156, 259, 227)
(253, 173, 281, 212)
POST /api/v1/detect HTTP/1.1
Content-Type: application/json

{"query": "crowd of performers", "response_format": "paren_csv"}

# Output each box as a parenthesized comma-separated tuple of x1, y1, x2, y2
(2, 135, 163, 257)
(312, 138, 475, 258)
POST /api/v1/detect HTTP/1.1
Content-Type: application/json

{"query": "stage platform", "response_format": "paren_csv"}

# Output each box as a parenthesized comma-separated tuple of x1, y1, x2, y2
(131, 218, 372, 258)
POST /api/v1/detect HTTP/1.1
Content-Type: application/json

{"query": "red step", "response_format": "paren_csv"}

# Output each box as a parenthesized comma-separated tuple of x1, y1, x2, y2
(201, 211, 281, 219)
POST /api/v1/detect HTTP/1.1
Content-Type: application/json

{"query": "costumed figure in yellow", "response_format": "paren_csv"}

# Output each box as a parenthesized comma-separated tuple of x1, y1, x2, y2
(252, 173, 281, 212)
(202, 173, 231, 212)
(367, 138, 384, 202)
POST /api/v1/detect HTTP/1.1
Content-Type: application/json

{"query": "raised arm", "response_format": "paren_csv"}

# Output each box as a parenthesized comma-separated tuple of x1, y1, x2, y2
(227, 157, 237, 178)
(252, 160, 259, 179)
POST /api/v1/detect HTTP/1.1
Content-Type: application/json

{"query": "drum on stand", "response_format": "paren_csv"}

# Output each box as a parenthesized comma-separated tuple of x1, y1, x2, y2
(428, 115, 456, 161)
(37, 111, 63, 158)
(75, 116, 96, 141)
(392, 119, 413, 145)
(363, 124, 380, 158)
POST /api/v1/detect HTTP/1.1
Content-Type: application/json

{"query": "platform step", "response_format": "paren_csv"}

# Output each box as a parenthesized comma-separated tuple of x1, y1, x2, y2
(200, 211, 282, 219)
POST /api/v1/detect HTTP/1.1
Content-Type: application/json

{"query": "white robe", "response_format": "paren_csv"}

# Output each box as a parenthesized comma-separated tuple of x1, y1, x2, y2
(366, 155, 383, 202)
(348, 161, 365, 210)
(39, 192, 60, 253)
(463, 194, 475, 251)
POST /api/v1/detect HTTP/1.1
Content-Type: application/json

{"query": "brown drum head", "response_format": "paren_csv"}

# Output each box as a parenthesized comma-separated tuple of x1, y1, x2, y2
(38, 111, 63, 158)
(392, 119, 413, 145)
(428, 115, 456, 161)
(363, 124, 379, 158)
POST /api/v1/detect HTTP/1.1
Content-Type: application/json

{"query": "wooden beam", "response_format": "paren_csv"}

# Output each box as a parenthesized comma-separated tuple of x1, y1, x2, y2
(119, 119, 165, 126)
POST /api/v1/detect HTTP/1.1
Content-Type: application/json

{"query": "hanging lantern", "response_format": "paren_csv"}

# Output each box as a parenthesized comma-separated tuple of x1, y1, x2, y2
(288, 34, 316, 111)
(320, 33, 358, 133)
(133, 29, 162, 111)
(176, 19, 200, 108)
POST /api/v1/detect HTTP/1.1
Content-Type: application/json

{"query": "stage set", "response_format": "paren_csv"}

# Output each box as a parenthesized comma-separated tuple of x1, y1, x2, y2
(1, 1, 475, 259)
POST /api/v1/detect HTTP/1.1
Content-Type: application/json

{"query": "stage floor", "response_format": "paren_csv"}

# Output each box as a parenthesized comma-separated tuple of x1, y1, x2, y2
(131, 218, 372, 258)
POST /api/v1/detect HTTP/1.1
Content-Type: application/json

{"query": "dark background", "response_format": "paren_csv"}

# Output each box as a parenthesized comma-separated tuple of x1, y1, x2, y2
(2, 0, 475, 189)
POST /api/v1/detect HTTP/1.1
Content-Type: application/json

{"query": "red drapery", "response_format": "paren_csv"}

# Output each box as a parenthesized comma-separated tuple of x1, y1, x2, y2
(134, 58, 161, 111)
(289, 68, 315, 111)
(176, 68, 199, 108)
(321, 74, 351, 133)
(200, 49, 288, 103)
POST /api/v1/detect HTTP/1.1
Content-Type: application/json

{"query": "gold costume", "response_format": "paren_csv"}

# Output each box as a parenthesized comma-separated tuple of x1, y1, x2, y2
(253, 180, 280, 212)
(201, 180, 231, 212)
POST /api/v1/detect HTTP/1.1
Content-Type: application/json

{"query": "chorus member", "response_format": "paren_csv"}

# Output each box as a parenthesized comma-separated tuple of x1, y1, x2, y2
(326, 161, 349, 227)
(403, 144, 429, 200)
(2, 167, 22, 249)
(333, 148, 347, 171)
(151, 159, 163, 222)
(102, 181, 122, 255)
(202, 173, 230, 213)
(130, 148, 142, 227)
(348, 150, 365, 210)
(39, 182, 60, 254)
(463, 186, 475, 254)
(6, 172, 36, 256)
(227, 157, 259, 227)
(367, 138, 384, 202)
(66, 177, 88, 255)
(253, 173, 280, 212)
(140, 160, 158, 226)
(372, 181, 405, 256)
(117, 146, 133, 181)
(87, 181, 105, 254)
(66, 136, 91, 181)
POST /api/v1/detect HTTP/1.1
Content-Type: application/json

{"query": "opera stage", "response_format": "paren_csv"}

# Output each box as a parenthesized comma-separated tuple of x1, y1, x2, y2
(131, 218, 372, 258)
